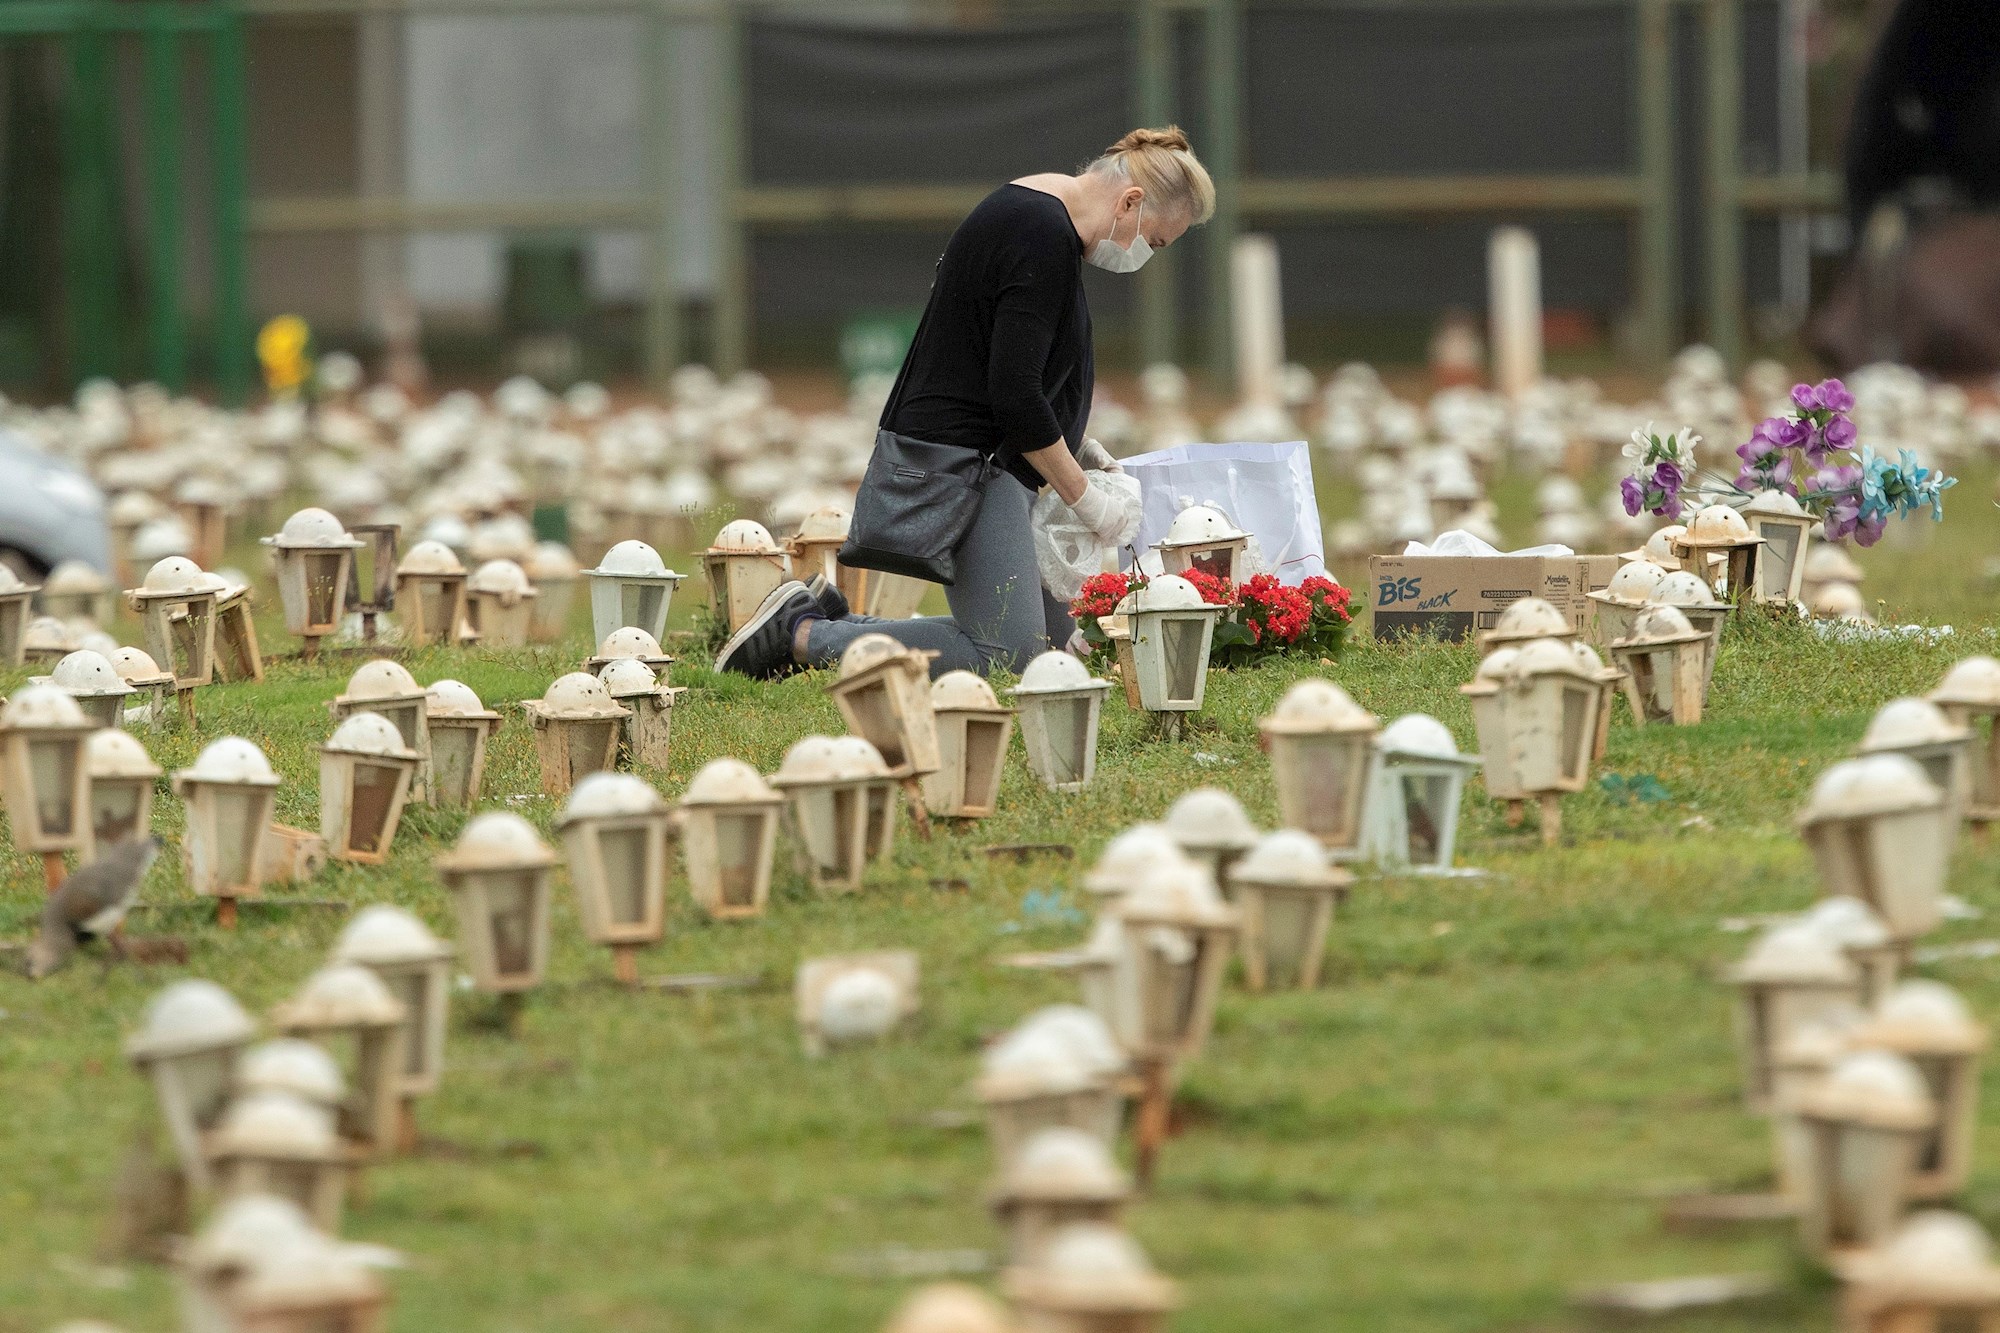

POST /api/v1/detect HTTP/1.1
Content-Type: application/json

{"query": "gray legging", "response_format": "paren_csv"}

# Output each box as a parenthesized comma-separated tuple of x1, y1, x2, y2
(804, 471, 1073, 678)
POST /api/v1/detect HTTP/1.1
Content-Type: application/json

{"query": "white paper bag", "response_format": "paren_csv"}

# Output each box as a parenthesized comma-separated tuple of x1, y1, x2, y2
(1119, 440, 1328, 583)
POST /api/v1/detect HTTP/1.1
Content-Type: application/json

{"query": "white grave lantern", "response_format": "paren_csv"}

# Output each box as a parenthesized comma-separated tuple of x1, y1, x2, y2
(172, 738, 279, 922)
(1226, 828, 1351, 992)
(238, 1040, 345, 1118)
(435, 812, 556, 994)
(269, 963, 408, 1156)
(318, 713, 419, 864)
(177, 474, 232, 570)
(187, 1196, 388, 1332)
(1109, 859, 1239, 1064)
(124, 978, 256, 1190)
(332, 905, 455, 1110)
(1852, 980, 1988, 1201)
(525, 541, 581, 642)
(1799, 896, 1902, 1007)
(1802, 542, 1865, 605)
(0, 562, 36, 664)
(1859, 697, 1974, 832)
(20, 613, 78, 666)
(177, 1194, 317, 1333)
(976, 1006, 1127, 1165)
(1672, 503, 1766, 601)
(1742, 489, 1816, 604)
(770, 736, 876, 893)
(1004, 1222, 1180, 1333)
(1009, 652, 1113, 793)
(819, 738, 903, 877)
(677, 757, 783, 920)
(859, 568, 934, 620)
(1477, 596, 1577, 656)
(1652, 568, 1731, 688)
(463, 558, 537, 647)
(1840, 1211, 2000, 1333)
(1798, 755, 1950, 942)
(1772, 1014, 1861, 1201)
(597, 657, 683, 771)
(207, 1092, 350, 1231)
(109, 646, 176, 727)
(84, 726, 159, 850)
(881, 1284, 1015, 1333)
(794, 950, 919, 1056)
(1931, 656, 2000, 827)
(785, 503, 850, 587)
(37, 559, 104, 625)
(521, 672, 630, 795)
(422, 680, 500, 810)
(1082, 825, 1189, 904)
(1154, 503, 1250, 583)
(328, 659, 432, 802)
(922, 670, 1015, 819)
(702, 520, 790, 636)
(1726, 922, 1865, 1113)
(1163, 786, 1260, 886)
(586, 538, 684, 646)
(1794, 1050, 1937, 1259)
(261, 507, 362, 647)
(200, 572, 263, 685)
(1259, 677, 1381, 856)
(559, 771, 673, 984)
(826, 633, 942, 778)
(1361, 713, 1482, 873)
(1462, 646, 1525, 804)
(390, 540, 468, 646)
(584, 625, 674, 677)
(989, 1127, 1132, 1266)
(0, 684, 95, 855)
(1813, 580, 1874, 624)
(1609, 606, 1712, 727)
(1498, 637, 1607, 838)
(1117, 574, 1223, 714)
(1583, 560, 1667, 649)
(125, 556, 217, 689)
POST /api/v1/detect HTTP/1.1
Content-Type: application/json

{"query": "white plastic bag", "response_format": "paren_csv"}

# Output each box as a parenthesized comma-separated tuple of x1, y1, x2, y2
(1032, 471, 1143, 602)
(1120, 440, 1329, 583)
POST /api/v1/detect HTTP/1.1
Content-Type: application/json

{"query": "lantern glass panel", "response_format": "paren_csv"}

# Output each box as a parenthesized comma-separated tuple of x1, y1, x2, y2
(346, 761, 401, 855)
(599, 826, 649, 926)
(1914, 752, 1955, 798)
(1400, 773, 1452, 863)
(1259, 892, 1318, 989)
(176, 1048, 237, 1127)
(1187, 547, 1231, 580)
(1133, 937, 1201, 1049)
(565, 720, 617, 780)
(1044, 698, 1093, 785)
(714, 811, 764, 907)
(1289, 734, 1364, 841)
(262, 1161, 321, 1211)
(213, 790, 265, 887)
(168, 605, 208, 677)
(863, 784, 894, 860)
(828, 787, 863, 871)
(27, 738, 77, 835)
(374, 701, 422, 754)
(1162, 619, 1205, 704)
(963, 719, 1007, 806)
(846, 681, 907, 770)
(386, 972, 428, 1079)
(1910, 1053, 1952, 1174)
(302, 552, 345, 627)
(1560, 684, 1593, 783)
(430, 726, 478, 800)
(463, 598, 485, 637)
(416, 582, 453, 637)
(486, 871, 539, 977)
(93, 780, 144, 844)
(1758, 525, 1802, 599)
(620, 584, 666, 631)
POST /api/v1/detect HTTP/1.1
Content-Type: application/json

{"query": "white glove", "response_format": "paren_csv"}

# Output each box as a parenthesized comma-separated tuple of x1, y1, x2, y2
(1076, 437, 1123, 473)
(1066, 481, 1128, 545)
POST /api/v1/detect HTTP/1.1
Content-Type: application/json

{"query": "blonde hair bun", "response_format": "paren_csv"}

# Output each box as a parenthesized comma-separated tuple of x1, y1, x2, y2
(1109, 126, 1192, 155)
(1091, 124, 1216, 226)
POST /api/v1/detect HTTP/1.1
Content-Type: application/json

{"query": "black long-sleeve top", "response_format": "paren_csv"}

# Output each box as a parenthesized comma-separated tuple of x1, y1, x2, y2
(881, 184, 1093, 493)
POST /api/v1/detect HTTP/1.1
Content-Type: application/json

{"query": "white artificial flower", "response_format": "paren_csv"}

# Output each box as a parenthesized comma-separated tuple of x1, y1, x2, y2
(1621, 422, 1655, 463)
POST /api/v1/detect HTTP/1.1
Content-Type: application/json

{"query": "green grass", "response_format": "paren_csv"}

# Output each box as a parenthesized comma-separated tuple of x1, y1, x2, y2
(1, 469, 1998, 1332)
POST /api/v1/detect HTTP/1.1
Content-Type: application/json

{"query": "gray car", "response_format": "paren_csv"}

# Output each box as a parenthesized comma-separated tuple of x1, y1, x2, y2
(0, 428, 111, 579)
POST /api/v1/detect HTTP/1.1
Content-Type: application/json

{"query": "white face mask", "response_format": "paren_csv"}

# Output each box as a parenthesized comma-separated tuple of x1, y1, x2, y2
(1086, 202, 1152, 274)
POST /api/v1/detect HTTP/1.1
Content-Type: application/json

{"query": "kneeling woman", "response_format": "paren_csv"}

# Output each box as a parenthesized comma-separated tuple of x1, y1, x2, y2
(715, 126, 1215, 679)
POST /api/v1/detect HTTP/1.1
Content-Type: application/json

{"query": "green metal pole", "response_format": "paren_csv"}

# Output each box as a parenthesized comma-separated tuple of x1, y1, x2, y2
(211, 2, 252, 405)
(640, 0, 680, 389)
(1702, 0, 1743, 368)
(1203, 0, 1240, 388)
(1634, 0, 1676, 366)
(711, 0, 748, 377)
(1133, 0, 1175, 369)
(62, 9, 116, 385)
(142, 7, 187, 392)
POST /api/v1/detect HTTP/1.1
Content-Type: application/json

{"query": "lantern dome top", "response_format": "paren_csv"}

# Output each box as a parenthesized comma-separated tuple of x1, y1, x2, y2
(793, 504, 852, 543)
(1932, 655, 2000, 708)
(1510, 636, 1593, 679)
(185, 1194, 318, 1274)
(1122, 574, 1209, 613)
(931, 669, 1002, 711)
(126, 978, 255, 1059)
(341, 658, 422, 701)
(1777, 1013, 1860, 1070)
(597, 658, 661, 698)
(838, 632, 917, 680)
(1861, 697, 1968, 750)
(534, 671, 627, 719)
(681, 756, 779, 806)
(562, 771, 664, 822)
(1003, 1127, 1129, 1200)
(440, 811, 557, 870)
(51, 650, 130, 695)
(1680, 503, 1760, 545)
(108, 646, 168, 683)
(233, 1227, 381, 1309)
(597, 626, 664, 660)
(323, 711, 417, 759)
(1860, 1211, 2000, 1289)
(212, 1090, 338, 1157)
(2, 682, 88, 729)
(1378, 712, 1460, 758)
(396, 539, 466, 577)
(1491, 597, 1571, 639)
(1013, 1223, 1178, 1310)
(526, 541, 580, 581)
(467, 516, 535, 564)
(1165, 787, 1259, 850)
(1804, 543, 1864, 584)
(1084, 824, 1189, 896)
(1117, 857, 1234, 929)
(979, 1025, 1093, 1097)
(1728, 922, 1859, 986)
(77, 628, 120, 657)
(826, 736, 893, 780)
(139, 556, 205, 593)
(1653, 570, 1721, 607)
(591, 538, 673, 577)
(773, 735, 845, 783)
(1162, 502, 1247, 545)
(0, 564, 25, 594)
(1623, 606, 1700, 643)
(108, 490, 162, 525)
(1805, 1049, 1936, 1128)
(1810, 581, 1868, 619)
(194, 569, 246, 600)
(1259, 677, 1375, 732)
(817, 967, 904, 1045)
(1864, 979, 1986, 1050)
(1475, 646, 1520, 681)
(468, 558, 533, 596)
(1011, 650, 1107, 695)
(239, 1039, 345, 1105)
(334, 903, 452, 965)
(1799, 896, 1891, 950)
(1231, 828, 1346, 888)
(85, 727, 159, 778)
(425, 678, 495, 718)
(1744, 488, 1808, 518)
(1801, 754, 1941, 821)
(881, 1283, 1014, 1333)
(274, 963, 406, 1029)
(1642, 525, 1686, 566)
(1600, 561, 1666, 604)
(44, 559, 105, 594)
(266, 506, 361, 549)
(708, 519, 780, 554)
(22, 616, 75, 652)
(1018, 1005, 1125, 1078)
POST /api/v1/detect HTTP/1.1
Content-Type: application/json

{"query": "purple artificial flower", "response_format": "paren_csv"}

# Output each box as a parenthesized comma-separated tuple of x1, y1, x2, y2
(1791, 383, 1818, 411)
(1620, 474, 1646, 517)
(1822, 496, 1859, 543)
(1824, 415, 1856, 448)
(1853, 511, 1889, 547)
(1818, 378, 1854, 413)
(1771, 416, 1812, 448)
(1652, 460, 1684, 493)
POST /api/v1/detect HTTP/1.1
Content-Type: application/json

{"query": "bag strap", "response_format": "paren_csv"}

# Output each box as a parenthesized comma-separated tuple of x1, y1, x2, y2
(879, 257, 941, 431)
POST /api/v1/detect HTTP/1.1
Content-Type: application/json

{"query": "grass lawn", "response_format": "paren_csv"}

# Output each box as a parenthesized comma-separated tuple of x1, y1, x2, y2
(1, 465, 1997, 1332)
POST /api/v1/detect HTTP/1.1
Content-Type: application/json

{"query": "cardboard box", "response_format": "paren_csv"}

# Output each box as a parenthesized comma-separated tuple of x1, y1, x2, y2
(1368, 555, 1620, 643)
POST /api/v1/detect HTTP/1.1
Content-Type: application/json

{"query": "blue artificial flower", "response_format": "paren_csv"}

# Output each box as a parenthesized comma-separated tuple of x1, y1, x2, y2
(1857, 446, 1895, 521)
